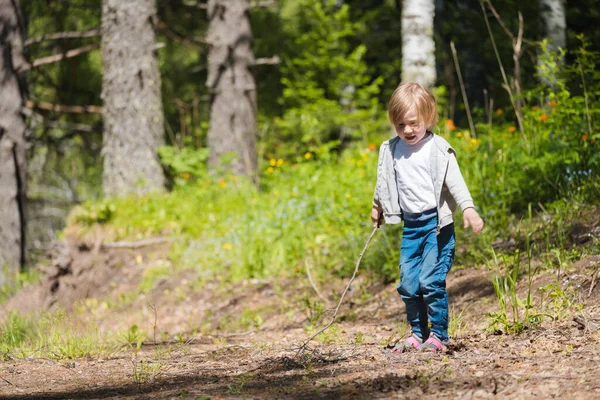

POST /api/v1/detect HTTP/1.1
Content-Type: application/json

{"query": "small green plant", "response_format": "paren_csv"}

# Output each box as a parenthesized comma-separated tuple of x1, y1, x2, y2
(354, 331, 364, 344)
(132, 359, 164, 385)
(448, 307, 468, 338)
(120, 325, 146, 354)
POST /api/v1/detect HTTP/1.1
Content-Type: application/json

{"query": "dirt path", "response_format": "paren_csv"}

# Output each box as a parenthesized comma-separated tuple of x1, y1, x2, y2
(1, 321, 600, 399)
(2, 255, 600, 399)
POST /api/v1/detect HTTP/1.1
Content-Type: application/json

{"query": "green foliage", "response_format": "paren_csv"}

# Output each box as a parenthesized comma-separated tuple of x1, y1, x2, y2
(158, 146, 210, 188)
(67, 200, 116, 225)
(274, 0, 387, 156)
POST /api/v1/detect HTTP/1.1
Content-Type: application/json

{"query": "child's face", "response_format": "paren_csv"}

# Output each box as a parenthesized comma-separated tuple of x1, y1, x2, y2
(394, 106, 427, 145)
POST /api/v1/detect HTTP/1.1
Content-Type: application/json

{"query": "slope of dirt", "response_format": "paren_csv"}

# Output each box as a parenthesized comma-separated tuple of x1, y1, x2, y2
(1, 230, 600, 398)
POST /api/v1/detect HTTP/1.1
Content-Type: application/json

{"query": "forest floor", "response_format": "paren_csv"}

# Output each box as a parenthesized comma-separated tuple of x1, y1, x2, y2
(1, 225, 600, 399)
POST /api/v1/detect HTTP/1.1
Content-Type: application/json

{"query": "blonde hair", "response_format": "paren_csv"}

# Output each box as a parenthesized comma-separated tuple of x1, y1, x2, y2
(388, 82, 438, 130)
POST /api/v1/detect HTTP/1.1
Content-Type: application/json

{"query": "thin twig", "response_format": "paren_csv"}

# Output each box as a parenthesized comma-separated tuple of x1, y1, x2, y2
(19, 43, 100, 72)
(249, 0, 278, 8)
(0, 375, 14, 386)
(254, 55, 281, 65)
(481, 2, 525, 136)
(305, 258, 330, 306)
(450, 41, 476, 138)
(577, 57, 593, 135)
(589, 267, 599, 297)
(26, 100, 102, 114)
(102, 237, 172, 249)
(297, 226, 379, 355)
(24, 28, 101, 46)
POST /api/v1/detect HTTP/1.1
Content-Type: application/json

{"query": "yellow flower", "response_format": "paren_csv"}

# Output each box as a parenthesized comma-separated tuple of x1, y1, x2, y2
(270, 158, 276, 166)
(503, 143, 508, 149)
(345, 193, 352, 198)
(273, 189, 280, 196)
(457, 132, 463, 138)
(470, 138, 479, 145)
(304, 152, 312, 160)
(223, 243, 232, 250)
(484, 153, 488, 159)
(266, 167, 274, 174)
(276, 158, 284, 166)
(219, 179, 226, 187)
(357, 160, 363, 167)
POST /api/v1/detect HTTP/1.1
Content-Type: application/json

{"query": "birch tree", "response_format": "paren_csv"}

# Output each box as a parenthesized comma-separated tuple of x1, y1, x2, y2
(540, 0, 566, 52)
(538, 0, 566, 87)
(401, 0, 436, 88)
(101, 0, 166, 197)
(0, 0, 26, 285)
(206, 0, 257, 178)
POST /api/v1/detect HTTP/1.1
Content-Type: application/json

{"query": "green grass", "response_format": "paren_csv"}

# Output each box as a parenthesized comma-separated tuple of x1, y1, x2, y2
(0, 311, 114, 359)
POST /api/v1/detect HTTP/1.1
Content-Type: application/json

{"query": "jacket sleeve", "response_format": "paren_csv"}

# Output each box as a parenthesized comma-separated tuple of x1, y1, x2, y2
(372, 143, 385, 209)
(445, 149, 475, 211)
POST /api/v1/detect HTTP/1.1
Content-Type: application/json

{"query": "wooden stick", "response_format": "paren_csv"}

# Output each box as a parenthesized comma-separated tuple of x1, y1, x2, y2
(297, 226, 378, 355)
(102, 237, 171, 249)
(24, 28, 101, 46)
(20, 44, 99, 71)
(305, 258, 330, 306)
(254, 55, 281, 65)
(250, 0, 277, 7)
(450, 41, 476, 138)
(26, 100, 102, 114)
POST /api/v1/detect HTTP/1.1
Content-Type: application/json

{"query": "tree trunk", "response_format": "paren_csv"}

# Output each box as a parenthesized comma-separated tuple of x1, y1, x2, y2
(401, 0, 436, 88)
(101, 0, 165, 197)
(0, 0, 26, 286)
(540, 0, 566, 52)
(206, 0, 257, 178)
(538, 0, 566, 87)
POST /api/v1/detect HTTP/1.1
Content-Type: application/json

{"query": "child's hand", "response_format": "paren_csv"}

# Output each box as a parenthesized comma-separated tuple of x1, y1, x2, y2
(371, 207, 383, 228)
(463, 207, 484, 234)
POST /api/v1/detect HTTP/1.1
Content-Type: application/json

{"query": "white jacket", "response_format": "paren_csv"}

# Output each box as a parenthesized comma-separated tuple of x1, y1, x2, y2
(372, 134, 475, 230)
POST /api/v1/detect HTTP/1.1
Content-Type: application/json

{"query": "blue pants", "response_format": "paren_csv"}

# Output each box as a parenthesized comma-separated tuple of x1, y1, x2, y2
(396, 209, 455, 342)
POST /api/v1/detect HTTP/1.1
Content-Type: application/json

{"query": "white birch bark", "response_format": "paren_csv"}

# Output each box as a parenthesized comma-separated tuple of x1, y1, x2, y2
(540, 0, 566, 52)
(538, 0, 566, 87)
(401, 0, 436, 88)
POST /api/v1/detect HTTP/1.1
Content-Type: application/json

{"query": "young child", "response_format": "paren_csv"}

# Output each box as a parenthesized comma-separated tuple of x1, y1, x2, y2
(371, 82, 484, 352)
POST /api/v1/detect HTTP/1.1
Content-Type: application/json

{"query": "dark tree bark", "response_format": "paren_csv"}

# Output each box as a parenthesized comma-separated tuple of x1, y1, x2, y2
(206, 0, 257, 178)
(101, 0, 166, 197)
(0, 0, 26, 285)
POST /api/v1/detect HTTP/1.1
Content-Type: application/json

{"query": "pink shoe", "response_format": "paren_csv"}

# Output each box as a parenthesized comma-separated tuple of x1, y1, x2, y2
(419, 335, 444, 352)
(391, 333, 422, 353)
